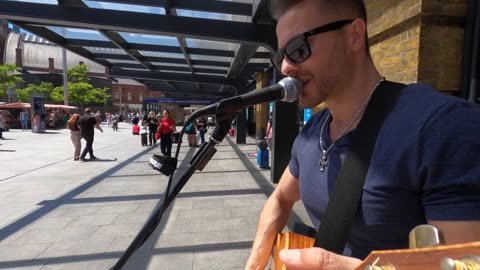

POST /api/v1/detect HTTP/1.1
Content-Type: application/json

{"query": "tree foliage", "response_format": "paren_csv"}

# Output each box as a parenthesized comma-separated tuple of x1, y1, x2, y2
(0, 63, 24, 100)
(68, 64, 89, 83)
(16, 82, 55, 102)
(14, 64, 110, 105)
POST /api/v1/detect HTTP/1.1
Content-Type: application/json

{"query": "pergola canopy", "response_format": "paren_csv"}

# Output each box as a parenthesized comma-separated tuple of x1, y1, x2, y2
(0, 0, 277, 101)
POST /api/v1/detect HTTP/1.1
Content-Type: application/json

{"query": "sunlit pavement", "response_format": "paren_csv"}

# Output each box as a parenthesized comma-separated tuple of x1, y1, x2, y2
(0, 122, 309, 270)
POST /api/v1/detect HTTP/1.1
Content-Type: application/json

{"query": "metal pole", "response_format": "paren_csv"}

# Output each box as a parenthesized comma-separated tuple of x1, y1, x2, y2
(62, 47, 69, 105)
(119, 87, 122, 117)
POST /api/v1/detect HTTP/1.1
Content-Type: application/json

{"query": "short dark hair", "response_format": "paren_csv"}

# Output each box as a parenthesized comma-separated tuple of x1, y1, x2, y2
(84, 108, 91, 114)
(269, 0, 370, 55)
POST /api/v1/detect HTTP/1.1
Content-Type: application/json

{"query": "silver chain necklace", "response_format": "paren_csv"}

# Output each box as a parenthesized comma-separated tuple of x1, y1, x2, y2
(319, 77, 385, 172)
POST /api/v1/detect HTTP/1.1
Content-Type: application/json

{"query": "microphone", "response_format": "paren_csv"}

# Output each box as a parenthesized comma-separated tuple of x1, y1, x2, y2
(186, 77, 302, 123)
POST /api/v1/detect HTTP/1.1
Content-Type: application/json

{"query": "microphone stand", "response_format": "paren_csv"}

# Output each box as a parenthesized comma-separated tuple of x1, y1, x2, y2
(111, 110, 238, 270)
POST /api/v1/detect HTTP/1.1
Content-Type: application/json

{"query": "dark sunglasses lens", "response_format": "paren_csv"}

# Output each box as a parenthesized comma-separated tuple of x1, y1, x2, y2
(286, 38, 311, 63)
(271, 51, 284, 72)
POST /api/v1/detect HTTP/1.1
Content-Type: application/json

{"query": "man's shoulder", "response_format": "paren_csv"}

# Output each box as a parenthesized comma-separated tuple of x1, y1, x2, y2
(395, 82, 476, 118)
(79, 114, 94, 122)
(379, 82, 479, 146)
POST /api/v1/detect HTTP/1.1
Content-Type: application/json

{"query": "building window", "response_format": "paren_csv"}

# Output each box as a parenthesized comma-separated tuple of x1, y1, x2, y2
(115, 92, 119, 100)
(139, 93, 143, 102)
(128, 92, 132, 102)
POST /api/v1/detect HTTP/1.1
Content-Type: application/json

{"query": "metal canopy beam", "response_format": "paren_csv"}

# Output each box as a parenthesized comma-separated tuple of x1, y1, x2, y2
(84, 0, 252, 16)
(95, 54, 235, 68)
(59, 0, 182, 94)
(111, 70, 242, 88)
(95, 53, 186, 64)
(163, 94, 219, 101)
(165, 85, 224, 92)
(101, 30, 157, 70)
(227, 45, 259, 78)
(147, 86, 229, 97)
(252, 0, 275, 24)
(169, 6, 201, 90)
(0, 1, 277, 51)
(112, 64, 226, 74)
(144, 83, 229, 99)
(67, 39, 238, 57)
(58, 0, 174, 96)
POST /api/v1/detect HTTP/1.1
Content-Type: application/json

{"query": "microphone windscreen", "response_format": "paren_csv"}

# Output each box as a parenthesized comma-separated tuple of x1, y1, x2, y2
(279, 77, 302, 102)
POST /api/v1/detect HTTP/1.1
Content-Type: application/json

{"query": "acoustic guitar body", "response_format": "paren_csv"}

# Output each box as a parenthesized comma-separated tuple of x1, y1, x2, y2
(355, 241, 480, 270)
(272, 231, 480, 270)
(272, 232, 315, 270)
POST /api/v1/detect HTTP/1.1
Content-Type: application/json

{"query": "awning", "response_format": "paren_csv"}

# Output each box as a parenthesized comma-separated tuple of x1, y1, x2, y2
(0, 102, 30, 109)
(44, 104, 78, 110)
(0, 102, 78, 110)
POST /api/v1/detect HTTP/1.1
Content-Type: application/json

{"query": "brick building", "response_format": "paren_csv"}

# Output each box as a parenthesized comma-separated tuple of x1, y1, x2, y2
(111, 78, 163, 113)
(367, 0, 471, 96)
(1, 26, 166, 114)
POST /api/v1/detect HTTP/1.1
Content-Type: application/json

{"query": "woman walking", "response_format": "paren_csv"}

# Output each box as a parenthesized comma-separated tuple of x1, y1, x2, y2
(156, 110, 176, 157)
(66, 114, 82, 161)
(146, 111, 158, 145)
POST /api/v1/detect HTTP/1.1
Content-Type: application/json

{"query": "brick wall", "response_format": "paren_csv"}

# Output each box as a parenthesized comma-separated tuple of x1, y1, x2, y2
(419, 0, 467, 94)
(367, 0, 422, 84)
(111, 84, 164, 107)
(366, 0, 467, 94)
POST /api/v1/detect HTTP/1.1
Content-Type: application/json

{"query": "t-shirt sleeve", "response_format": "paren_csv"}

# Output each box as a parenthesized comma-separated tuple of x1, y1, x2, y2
(417, 101, 480, 220)
(288, 136, 301, 178)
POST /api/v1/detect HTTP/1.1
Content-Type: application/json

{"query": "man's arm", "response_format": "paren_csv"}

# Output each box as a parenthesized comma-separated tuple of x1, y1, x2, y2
(93, 117, 103, 133)
(245, 167, 300, 270)
(428, 221, 480, 244)
(279, 248, 362, 270)
(95, 122, 103, 132)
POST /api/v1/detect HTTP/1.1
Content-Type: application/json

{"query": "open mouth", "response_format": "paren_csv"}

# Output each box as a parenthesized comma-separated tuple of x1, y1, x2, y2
(300, 80, 309, 95)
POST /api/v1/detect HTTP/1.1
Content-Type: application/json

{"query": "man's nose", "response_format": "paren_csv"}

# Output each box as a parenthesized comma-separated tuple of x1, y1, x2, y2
(281, 57, 298, 77)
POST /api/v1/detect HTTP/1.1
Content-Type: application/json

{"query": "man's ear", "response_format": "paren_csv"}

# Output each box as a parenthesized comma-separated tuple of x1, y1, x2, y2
(349, 18, 367, 53)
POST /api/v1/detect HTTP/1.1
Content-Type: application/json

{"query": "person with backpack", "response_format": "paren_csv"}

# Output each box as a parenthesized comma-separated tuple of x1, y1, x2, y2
(185, 120, 197, 147)
(66, 114, 82, 161)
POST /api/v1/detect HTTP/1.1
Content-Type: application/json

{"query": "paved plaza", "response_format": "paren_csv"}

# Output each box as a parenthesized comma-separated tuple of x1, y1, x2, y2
(0, 122, 309, 270)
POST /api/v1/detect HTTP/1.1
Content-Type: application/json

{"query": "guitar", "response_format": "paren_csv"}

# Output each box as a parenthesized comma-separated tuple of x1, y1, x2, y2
(272, 232, 480, 270)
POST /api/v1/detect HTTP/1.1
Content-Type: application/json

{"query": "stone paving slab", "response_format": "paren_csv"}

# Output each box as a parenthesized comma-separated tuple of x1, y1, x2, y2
(0, 122, 310, 269)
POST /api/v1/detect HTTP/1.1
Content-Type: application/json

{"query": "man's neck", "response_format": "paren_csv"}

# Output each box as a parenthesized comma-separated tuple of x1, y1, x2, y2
(325, 60, 382, 142)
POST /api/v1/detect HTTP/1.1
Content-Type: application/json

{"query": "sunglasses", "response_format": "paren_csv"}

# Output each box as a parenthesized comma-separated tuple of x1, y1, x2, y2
(271, 19, 354, 73)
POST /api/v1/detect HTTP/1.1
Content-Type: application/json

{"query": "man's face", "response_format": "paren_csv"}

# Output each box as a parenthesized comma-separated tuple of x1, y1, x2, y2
(276, 1, 351, 108)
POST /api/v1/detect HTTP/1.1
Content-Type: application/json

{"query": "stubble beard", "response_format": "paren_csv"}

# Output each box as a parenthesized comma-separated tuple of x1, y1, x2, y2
(299, 78, 331, 109)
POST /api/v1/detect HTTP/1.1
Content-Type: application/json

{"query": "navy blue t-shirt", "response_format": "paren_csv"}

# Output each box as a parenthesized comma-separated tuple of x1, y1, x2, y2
(289, 83, 480, 259)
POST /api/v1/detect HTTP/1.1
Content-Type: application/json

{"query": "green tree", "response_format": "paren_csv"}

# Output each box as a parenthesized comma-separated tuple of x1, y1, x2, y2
(15, 82, 55, 103)
(15, 64, 110, 106)
(0, 63, 24, 100)
(67, 64, 89, 83)
(50, 64, 110, 106)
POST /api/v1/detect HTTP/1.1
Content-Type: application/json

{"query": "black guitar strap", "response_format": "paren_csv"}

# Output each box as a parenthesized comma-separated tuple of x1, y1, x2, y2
(314, 81, 406, 254)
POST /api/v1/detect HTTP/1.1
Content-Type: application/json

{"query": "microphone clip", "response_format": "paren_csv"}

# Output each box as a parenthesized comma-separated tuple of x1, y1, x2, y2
(149, 155, 178, 176)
